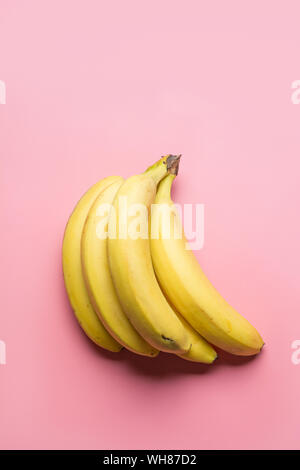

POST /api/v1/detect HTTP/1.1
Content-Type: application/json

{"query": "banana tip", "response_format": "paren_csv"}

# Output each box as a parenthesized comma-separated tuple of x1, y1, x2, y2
(213, 354, 219, 363)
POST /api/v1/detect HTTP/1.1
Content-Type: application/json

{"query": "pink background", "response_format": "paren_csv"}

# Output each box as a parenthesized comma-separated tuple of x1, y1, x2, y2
(0, 0, 300, 450)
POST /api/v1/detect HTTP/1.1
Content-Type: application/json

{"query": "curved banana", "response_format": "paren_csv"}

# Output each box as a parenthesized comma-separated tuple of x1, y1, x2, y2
(81, 179, 158, 357)
(151, 172, 264, 356)
(177, 314, 217, 363)
(62, 176, 122, 352)
(108, 156, 191, 354)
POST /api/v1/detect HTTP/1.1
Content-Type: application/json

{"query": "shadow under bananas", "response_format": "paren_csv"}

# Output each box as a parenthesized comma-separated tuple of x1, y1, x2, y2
(86, 339, 263, 379)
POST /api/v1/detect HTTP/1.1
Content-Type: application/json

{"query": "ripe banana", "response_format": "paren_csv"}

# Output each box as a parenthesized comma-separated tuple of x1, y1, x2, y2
(151, 172, 264, 356)
(62, 176, 122, 352)
(177, 314, 217, 363)
(108, 155, 191, 354)
(81, 179, 158, 357)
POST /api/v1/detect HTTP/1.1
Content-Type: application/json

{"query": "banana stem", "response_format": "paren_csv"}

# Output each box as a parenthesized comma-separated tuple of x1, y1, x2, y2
(166, 154, 181, 175)
(145, 154, 181, 185)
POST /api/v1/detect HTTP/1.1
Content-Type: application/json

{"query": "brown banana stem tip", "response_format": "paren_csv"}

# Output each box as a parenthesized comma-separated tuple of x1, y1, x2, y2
(166, 154, 181, 175)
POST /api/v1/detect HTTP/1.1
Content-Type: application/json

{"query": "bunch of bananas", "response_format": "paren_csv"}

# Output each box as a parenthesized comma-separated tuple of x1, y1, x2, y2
(62, 155, 264, 363)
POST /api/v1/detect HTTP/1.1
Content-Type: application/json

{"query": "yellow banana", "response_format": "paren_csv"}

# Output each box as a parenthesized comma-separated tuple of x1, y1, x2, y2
(177, 314, 217, 363)
(108, 156, 191, 354)
(81, 179, 158, 357)
(62, 176, 122, 352)
(151, 172, 264, 356)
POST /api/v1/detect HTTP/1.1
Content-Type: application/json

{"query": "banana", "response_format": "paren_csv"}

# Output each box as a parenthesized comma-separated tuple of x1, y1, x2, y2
(81, 179, 158, 357)
(62, 176, 122, 352)
(177, 314, 217, 363)
(151, 171, 264, 356)
(108, 155, 191, 354)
